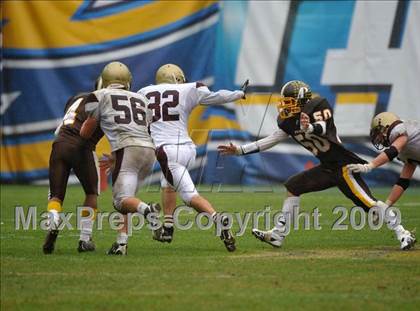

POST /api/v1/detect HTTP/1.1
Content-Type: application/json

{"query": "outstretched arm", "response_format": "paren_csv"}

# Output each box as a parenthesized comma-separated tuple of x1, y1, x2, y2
(348, 134, 408, 173)
(200, 89, 244, 106)
(198, 80, 248, 106)
(385, 162, 416, 206)
(218, 129, 289, 155)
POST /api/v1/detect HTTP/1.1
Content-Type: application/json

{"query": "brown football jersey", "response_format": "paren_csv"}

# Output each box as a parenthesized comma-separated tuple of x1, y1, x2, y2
(54, 93, 104, 150)
(277, 97, 366, 167)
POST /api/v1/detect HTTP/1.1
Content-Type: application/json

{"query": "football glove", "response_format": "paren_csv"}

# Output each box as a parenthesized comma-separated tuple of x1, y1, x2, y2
(241, 79, 249, 99)
(347, 163, 374, 174)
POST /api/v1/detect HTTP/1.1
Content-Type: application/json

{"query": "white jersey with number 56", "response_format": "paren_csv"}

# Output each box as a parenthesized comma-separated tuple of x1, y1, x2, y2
(85, 85, 154, 151)
(139, 82, 244, 147)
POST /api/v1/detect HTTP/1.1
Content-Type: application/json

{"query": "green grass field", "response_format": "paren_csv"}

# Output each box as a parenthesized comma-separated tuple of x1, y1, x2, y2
(1, 185, 419, 310)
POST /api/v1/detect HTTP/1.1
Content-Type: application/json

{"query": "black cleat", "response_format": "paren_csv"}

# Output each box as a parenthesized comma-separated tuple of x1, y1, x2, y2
(220, 217, 236, 252)
(107, 242, 127, 255)
(144, 202, 161, 219)
(43, 230, 59, 254)
(153, 225, 174, 243)
(77, 239, 96, 252)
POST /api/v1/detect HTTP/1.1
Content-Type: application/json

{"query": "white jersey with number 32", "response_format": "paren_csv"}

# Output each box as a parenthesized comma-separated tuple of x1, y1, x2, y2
(139, 82, 244, 147)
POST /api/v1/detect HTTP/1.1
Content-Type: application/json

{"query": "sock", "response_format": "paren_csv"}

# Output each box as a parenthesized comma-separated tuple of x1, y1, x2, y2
(47, 209, 60, 230)
(393, 225, 405, 240)
(376, 201, 406, 240)
(211, 212, 218, 223)
(117, 232, 128, 245)
(164, 215, 174, 228)
(136, 202, 150, 215)
(274, 196, 300, 235)
(79, 218, 93, 242)
(47, 200, 62, 212)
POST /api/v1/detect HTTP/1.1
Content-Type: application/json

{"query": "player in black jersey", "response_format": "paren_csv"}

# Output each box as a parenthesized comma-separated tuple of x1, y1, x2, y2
(218, 80, 415, 250)
(43, 78, 105, 254)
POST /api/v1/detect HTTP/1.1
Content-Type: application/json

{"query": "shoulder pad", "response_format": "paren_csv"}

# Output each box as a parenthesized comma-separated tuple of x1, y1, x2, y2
(303, 97, 330, 114)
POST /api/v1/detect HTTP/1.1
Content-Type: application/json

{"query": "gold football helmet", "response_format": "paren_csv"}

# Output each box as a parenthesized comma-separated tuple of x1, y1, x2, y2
(277, 80, 312, 119)
(94, 76, 103, 90)
(370, 112, 400, 149)
(101, 61, 132, 90)
(155, 64, 186, 84)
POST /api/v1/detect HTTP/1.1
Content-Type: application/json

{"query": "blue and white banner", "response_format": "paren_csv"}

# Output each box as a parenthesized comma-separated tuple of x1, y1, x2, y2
(1, 0, 419, 185)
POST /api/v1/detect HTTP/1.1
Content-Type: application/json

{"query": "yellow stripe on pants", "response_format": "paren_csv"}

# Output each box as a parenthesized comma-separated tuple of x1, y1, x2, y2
(342, 166, 375, 208)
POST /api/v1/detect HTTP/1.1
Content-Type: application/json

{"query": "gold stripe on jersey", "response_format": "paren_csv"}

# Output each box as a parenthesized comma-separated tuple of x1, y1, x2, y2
(342, 166, 376, 208)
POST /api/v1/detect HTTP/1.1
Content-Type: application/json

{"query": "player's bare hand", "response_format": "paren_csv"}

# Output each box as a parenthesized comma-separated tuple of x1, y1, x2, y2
(217, 143, 239, 156)
(300, 112, 310, 131)
(99, 153, 115, 175)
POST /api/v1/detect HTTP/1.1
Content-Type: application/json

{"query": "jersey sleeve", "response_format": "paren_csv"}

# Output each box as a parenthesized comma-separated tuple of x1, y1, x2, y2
(63, 95, 76, 114)
(389, 123, 408, 143)
(195, 82, 244, 106)
(83, 92, 101, 120)
(308, 98, 334, 136)
(240, 129, 289, 155)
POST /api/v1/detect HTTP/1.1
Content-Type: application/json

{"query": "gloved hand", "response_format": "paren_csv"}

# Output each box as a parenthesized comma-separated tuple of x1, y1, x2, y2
(240, 79, 249, 99)
(347, 163, 374, 174)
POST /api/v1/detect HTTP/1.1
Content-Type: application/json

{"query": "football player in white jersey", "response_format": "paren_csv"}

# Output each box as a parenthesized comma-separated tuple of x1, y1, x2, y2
(349, 112, 419, 239)
(80, 61, 160, 255)
(138, 64, 248, 251)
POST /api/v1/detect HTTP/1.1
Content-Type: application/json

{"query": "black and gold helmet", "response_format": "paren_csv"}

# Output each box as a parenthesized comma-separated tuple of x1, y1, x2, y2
(278, 80, 312, 119)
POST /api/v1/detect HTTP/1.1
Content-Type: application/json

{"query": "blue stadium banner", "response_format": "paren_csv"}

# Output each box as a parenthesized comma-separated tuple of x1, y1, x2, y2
(2, 0, 419, 184)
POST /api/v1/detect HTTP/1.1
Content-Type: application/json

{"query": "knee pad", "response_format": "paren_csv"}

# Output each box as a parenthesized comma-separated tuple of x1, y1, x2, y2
(113, 198, 124, 211)
(180, 189, 199, 206)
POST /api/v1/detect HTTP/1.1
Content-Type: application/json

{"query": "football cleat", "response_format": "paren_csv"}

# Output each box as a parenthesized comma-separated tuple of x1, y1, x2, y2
(153, 225, 174, 243)
(144, 202, 161, 219)
(220, 216, 236, 252)
(77, 239, 96, 253)
(42, 230, 59, 254)
(400, 230, 416, 250)
(107, 242, 127, 255)
(252, 228, 284, 248)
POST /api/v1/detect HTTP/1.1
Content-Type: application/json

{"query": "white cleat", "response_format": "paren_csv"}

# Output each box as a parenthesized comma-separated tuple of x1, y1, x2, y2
(252, 229, 284, 248)
(400, 230, 416, 250)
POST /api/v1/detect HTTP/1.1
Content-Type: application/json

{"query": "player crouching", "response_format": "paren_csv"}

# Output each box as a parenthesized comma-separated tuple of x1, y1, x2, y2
(348, 112, 418, 249)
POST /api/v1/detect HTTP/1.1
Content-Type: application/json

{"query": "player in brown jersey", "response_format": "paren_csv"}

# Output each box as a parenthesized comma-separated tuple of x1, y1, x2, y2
(218, 80, 415, 250)
(43, 78, 104, 254)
